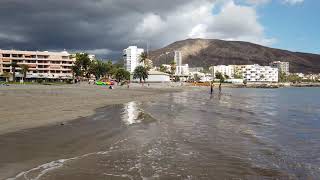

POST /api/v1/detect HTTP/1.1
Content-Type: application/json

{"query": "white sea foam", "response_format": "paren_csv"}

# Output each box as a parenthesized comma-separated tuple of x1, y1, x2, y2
(7, 138, 128, 180)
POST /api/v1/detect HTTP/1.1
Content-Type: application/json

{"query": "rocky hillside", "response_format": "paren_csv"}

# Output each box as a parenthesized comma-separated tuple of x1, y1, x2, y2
(149, 39, 320, 73)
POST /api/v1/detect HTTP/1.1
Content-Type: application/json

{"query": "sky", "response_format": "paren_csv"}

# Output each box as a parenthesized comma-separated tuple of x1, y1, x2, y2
(0, 0, 318, 60)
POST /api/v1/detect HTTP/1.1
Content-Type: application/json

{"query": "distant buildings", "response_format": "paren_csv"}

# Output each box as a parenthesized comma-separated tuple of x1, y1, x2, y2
(208, 64, 278, 82)
(123, 46, 144, 73)
(174, 51, 182, 66)
(210, 65, 235, 79)
(0, 49, 75, 81)
(176, 64, 189, 76)
(235, 64, 278, 82)
(189, 67, 204, 73)
(270, 61, 289, 75)
(173, 51, 189, 76)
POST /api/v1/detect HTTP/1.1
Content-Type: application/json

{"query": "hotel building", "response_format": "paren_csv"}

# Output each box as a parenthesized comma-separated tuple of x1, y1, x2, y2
(210, 65, 235, 78)
(123, 46, 144, 73)
(270, 61, 290, 75)
(0, 49, 75, 80)
(235, 64, 278, 82)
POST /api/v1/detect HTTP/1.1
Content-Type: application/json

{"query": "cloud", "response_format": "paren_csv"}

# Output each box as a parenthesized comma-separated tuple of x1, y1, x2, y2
(86, 49, 113, 55)
(283, 0, 304, 5)
(245, 0, 271, 6)
(0, 0, 275, 58)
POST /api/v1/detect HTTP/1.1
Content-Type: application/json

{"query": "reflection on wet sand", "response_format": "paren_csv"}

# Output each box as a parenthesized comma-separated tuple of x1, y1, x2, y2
(122, 101, 141, 125)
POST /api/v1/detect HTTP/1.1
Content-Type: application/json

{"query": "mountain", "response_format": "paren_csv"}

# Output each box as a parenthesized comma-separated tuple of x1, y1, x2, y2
(149, 39, 320, 73)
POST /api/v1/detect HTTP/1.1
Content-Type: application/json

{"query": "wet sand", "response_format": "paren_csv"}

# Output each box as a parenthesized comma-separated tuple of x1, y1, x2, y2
(1, 88, 320, 179)
(0, 84, 183, 135)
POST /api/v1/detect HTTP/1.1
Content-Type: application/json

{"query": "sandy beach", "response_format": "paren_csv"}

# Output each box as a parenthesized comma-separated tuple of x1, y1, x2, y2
(0, 83, 183, 135)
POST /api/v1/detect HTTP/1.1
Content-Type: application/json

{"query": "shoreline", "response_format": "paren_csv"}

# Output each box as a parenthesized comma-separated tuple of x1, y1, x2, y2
(0, 84, 187, 135)
(191, 82, 320, 88)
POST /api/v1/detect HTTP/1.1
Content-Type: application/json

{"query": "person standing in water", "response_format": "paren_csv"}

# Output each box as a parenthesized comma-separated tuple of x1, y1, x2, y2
(210, 82, 214, 94)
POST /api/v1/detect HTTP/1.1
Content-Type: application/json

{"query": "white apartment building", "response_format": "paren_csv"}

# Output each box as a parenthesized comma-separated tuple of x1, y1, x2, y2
(189, 67, 204, 73)
(270, 61, 289, 74)
(0, 49, 75, 80)
(174, 51, 182, 66)
(173, 51, 189, 76)
(123, 46, 144, 73)
(175, 64, 189, 76)
(236, 64, 278, 82)
(210, 65, 235, 78)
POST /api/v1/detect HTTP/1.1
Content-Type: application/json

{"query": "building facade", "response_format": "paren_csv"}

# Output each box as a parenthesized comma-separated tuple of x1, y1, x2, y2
(174, 51, 182, 66)
(210, 65, 235, 78)
(235, 64, 278, 82)
(189, 67, 204, 73)
(175, 64, 189, 76)
(123, 46, 144, 73)
(0, 49, 75, 80)
(270, 61, 289, 75)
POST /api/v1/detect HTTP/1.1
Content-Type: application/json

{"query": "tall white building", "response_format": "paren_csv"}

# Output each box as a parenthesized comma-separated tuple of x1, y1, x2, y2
(123, 46, 144, 73)
(210, 65, 235, 78)
(174, 51, 182, 66)
(236, 64, 278, 82)
(173, 51, 189, 76)
(270, 61, 289, 75)
(175, 64, 189, 76)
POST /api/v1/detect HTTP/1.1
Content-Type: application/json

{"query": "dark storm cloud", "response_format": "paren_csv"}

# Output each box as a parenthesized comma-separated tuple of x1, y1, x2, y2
(0, 0, 199, 57)
(0, 0, 272, 59)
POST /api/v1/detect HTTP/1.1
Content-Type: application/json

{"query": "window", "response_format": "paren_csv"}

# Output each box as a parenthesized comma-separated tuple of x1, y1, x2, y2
(2, 54, 10, 57)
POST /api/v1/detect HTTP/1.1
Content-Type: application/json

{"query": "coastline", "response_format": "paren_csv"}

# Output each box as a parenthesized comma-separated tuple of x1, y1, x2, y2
(191, 82, 320, 88)
(0, 84, 186, 135)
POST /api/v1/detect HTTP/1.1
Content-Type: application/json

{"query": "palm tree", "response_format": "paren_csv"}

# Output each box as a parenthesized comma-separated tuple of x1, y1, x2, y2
(170, 61, 176, 75)
(133, 65, 148, 83)
(115, 68, 130, 85)
(215, 72, 225, 90)
(1, 72, 11, 82)
(10, 61, 18, 82)
(20, 64, 29, 82)
(140, 52, 148, 65)
(159, 65, 168, 73)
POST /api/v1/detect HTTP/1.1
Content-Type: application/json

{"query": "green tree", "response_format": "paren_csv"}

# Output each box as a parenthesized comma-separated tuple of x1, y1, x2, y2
(73, 53, 91, 78)
(88, 60, 108, 80)
(1, 72, 11, 82)
(234, 72, 243, 79)
(140, 52, 148, 65)
(287, 74, 302, 83)
(10, 61, 18, 82)
(115, 68, 130, 84)
(279, 72, 287, 82)
(170, 61, 176, 75)
(225, 74, 230, 79)
(71, 65, 81, 80)
(105, 60, 114, 78)
(159, 65, 168, 73)
(215, 72, 225, 87)
(133, 65, 149, 83)
(194, 73, 200, 82)
(20, 64, 29, 82)
(215, 72, 224, 81)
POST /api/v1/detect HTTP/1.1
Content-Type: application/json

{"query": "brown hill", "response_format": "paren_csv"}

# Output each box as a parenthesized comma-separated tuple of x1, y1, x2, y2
(149, 39, 320, 73)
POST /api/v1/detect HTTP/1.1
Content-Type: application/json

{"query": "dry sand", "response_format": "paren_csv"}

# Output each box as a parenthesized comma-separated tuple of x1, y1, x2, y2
(0, 84, 183, 135)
